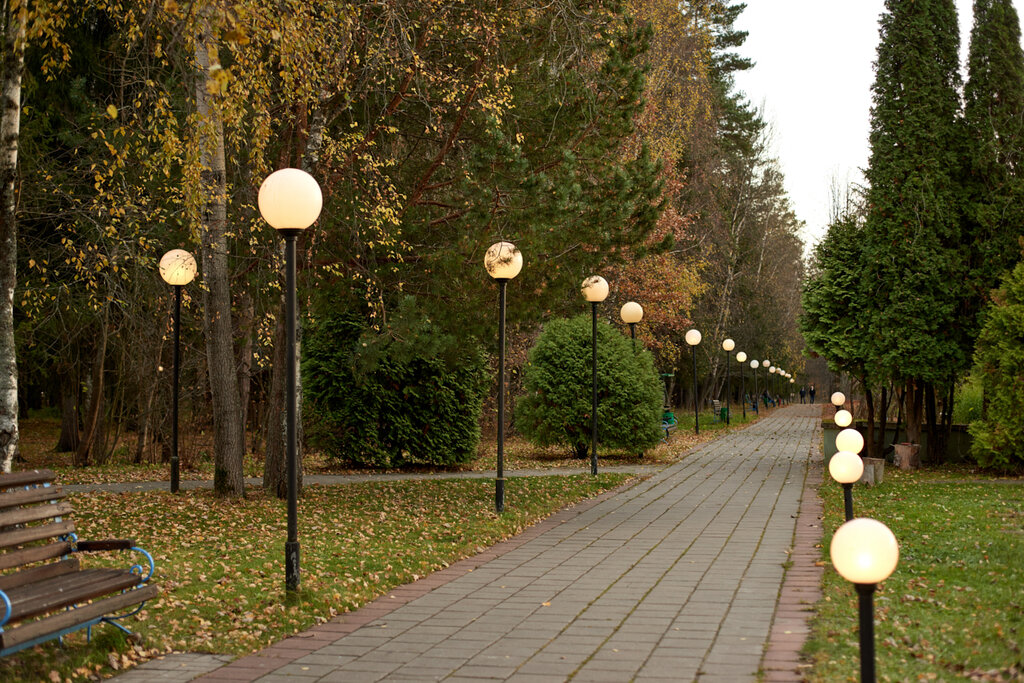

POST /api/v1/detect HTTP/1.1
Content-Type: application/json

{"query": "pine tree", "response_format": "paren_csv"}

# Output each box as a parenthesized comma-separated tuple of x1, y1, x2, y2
(862, 0, 965, 455)
(963, 0, 1024, 329)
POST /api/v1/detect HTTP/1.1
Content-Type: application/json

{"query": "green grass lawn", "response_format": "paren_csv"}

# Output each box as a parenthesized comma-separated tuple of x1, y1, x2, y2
(804, 466, 1024, 682)
(0, 474, 632, 682)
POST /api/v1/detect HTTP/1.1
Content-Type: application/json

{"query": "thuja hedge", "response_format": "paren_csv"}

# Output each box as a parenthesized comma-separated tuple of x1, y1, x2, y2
(516, 314, 663, 458)
(303, 306, 489, 468)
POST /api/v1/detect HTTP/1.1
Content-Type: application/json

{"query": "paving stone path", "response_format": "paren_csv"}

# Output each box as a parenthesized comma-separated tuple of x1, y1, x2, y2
(119, 404, 823, 682)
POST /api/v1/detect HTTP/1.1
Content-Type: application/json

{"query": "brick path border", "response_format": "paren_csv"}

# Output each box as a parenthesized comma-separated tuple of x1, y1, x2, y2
(193, 474, 653, 682)
(760, 426, 824, 682)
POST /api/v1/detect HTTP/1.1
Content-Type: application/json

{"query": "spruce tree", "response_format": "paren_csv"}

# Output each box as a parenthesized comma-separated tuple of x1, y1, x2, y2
(862, 0, 965, 455)
(963, 0, 1024, 330)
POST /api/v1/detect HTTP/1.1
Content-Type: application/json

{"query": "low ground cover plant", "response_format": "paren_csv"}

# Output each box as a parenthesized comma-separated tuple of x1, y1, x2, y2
(805, 466, 1023, 681)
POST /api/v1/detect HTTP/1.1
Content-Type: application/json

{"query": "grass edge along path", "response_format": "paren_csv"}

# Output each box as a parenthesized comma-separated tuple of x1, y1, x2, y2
(0, 473, 636, 683)
(803, 467, 1023, 682)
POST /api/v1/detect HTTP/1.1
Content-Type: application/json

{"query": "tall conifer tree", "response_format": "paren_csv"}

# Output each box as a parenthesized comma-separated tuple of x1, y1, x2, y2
(863, 0, 964, 454)
(963, 0, 1024, 326)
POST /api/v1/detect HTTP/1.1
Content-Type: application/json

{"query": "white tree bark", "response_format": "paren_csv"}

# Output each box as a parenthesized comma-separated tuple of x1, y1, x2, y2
(0, 1, 25, 473)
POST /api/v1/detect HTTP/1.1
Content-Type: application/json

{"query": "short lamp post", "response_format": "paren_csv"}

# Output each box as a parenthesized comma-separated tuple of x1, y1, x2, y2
(485, 241, 523, 514)
(832, 391, 847, 415)
(750, 359, 759, 413)
(835, 409, 853, 428)
(835, 427, 866, 520)
(159, 249, 198, 494)
(582, 276, 609, 475)
(763, 360, 771, 406)
(830, 519, 900, 683)
(620, 301, 643, 351)
(722, 338, 734, 425)
(258, 167, 323, 593)
(829, 450, 864, 521)
(685, 329, 701, 434)
(736, 351, 747, 419)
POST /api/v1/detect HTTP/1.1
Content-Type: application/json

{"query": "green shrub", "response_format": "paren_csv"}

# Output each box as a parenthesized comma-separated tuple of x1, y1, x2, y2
(515, 314, 663, 457)
(953, 373, 983, 424)
(968, 261, 1024, 472)
(303, 302, 489, 468)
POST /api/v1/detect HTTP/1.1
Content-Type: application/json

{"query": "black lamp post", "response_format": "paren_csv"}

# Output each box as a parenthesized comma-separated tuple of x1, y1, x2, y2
(258, 168, 323, 593)
(721, 338, 734, 425)
(736, 351, 747, 419)
(485, 241, 523, 513)
(831, 518, 900, 682)
(159, 249, 197, 494)
(685, 329, 701, 434)
(750, 359, 759, 413)
(581, 276, 609, 475)
(620, 301, 642, 352)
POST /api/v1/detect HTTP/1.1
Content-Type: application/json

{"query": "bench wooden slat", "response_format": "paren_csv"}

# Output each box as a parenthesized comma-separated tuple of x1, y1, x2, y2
(0, 540, 72, 572)
(0, 485, 65, 510)
(7, 568, 141, 621)
(0, 470, 56, 490)
(0, 500, 73, 529)
(0, 557, 80, 591)
(0, 583, 158, 652)
(0, 519, 76, 550)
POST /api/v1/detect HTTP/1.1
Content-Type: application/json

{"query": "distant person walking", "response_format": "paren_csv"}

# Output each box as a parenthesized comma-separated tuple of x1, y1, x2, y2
(799, 386, 806, 404)
(809, 384, 816, 403)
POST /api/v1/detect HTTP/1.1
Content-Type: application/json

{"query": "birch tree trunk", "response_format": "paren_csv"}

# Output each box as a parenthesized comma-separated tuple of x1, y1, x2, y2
(0, 1, 25, 473)
(195, 13, 244, 496)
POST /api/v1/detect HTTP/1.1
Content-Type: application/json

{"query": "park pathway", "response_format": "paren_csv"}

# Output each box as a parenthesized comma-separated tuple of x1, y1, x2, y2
(123, 404, 823, 682)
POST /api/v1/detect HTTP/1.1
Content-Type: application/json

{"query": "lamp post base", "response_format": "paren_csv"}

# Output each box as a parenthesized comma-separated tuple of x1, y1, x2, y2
(855, 582, 877, 683)
(495, 477, 505, 514)
(285, 541, 301, 592)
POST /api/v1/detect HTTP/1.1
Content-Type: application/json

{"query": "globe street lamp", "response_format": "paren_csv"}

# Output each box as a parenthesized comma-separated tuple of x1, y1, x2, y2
(763, 360, 771, 408)
(830, 519, 899, 683)
(685, 329, 701, 434)
(258, 167, 323, 593)
(835, 409, 853, 428)
(722, 339, 735, 425)
(829, 450, 864, 521)
(582, 276, 609, 475)
(620, 301, 643, 352)
(159, 249, 197, 494)
(485, 241, 523, 514)
(750, 359, 759, 414)
(832, 391, 846, 415)
(736, 351, 748, 419)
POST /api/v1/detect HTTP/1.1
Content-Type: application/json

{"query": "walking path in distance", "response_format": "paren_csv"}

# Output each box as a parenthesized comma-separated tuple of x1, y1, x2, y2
(119, 404, 823, 682)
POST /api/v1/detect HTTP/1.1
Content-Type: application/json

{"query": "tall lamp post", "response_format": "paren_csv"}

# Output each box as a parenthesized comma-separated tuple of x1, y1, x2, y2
(831, 518, 899, 683)
(763, 359, 771, 407)
(485, 241, 523, 514)
(750, 359, 759, 413)
(159, 249, 197, 494)
(685, 329, 701, 434)
(736, 351, 747, 418)
(620, 301, 643, 351)
(722, 338, 734, 425)
(582, 276, 609, 475)
(258, 167, 323, 593)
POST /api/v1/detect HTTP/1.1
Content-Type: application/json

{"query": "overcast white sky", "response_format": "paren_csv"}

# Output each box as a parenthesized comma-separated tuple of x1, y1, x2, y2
(732, 0, 1024, 251)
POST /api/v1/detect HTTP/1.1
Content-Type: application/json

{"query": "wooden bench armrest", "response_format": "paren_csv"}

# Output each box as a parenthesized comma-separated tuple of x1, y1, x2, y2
(75, 539, 135, 552)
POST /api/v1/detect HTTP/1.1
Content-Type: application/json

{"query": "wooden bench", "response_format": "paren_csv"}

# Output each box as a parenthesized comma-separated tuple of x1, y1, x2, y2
(711, 399, 722, 423)
(0, 469, 158, 656)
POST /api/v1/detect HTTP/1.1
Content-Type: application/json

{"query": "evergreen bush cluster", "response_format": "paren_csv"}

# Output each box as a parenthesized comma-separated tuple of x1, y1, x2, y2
(303, 304, 489, 468)
(968, 262, 1024, 471)
(515, 315, 662, 458)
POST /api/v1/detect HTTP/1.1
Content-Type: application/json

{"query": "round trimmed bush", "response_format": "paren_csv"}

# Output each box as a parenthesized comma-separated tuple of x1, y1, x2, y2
(515, 314, 663, 458)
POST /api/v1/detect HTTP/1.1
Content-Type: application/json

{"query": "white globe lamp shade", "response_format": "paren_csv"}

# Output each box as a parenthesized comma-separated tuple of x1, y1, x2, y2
(835, 428, 865, 454)
(484, 241, 523, 280)
(831, 391, 847, 407)
(835, 409, 853, 428)
(620, 301, 643, 324)
(750, 360, 759, 369)
(159, 249, 197, 286)
(685, 329, 702, 346)
(829, 451, 864, 484)
(581, 275, 609, 302)
(258, 168, 323, 231)
(763, 359, 770, 367)
(830, 518, 899, 584)
(736, 351, 747, 363)
(722, 338, 735, 352)
(790, 378, 795, 383)
(769, 367, 776, 374)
